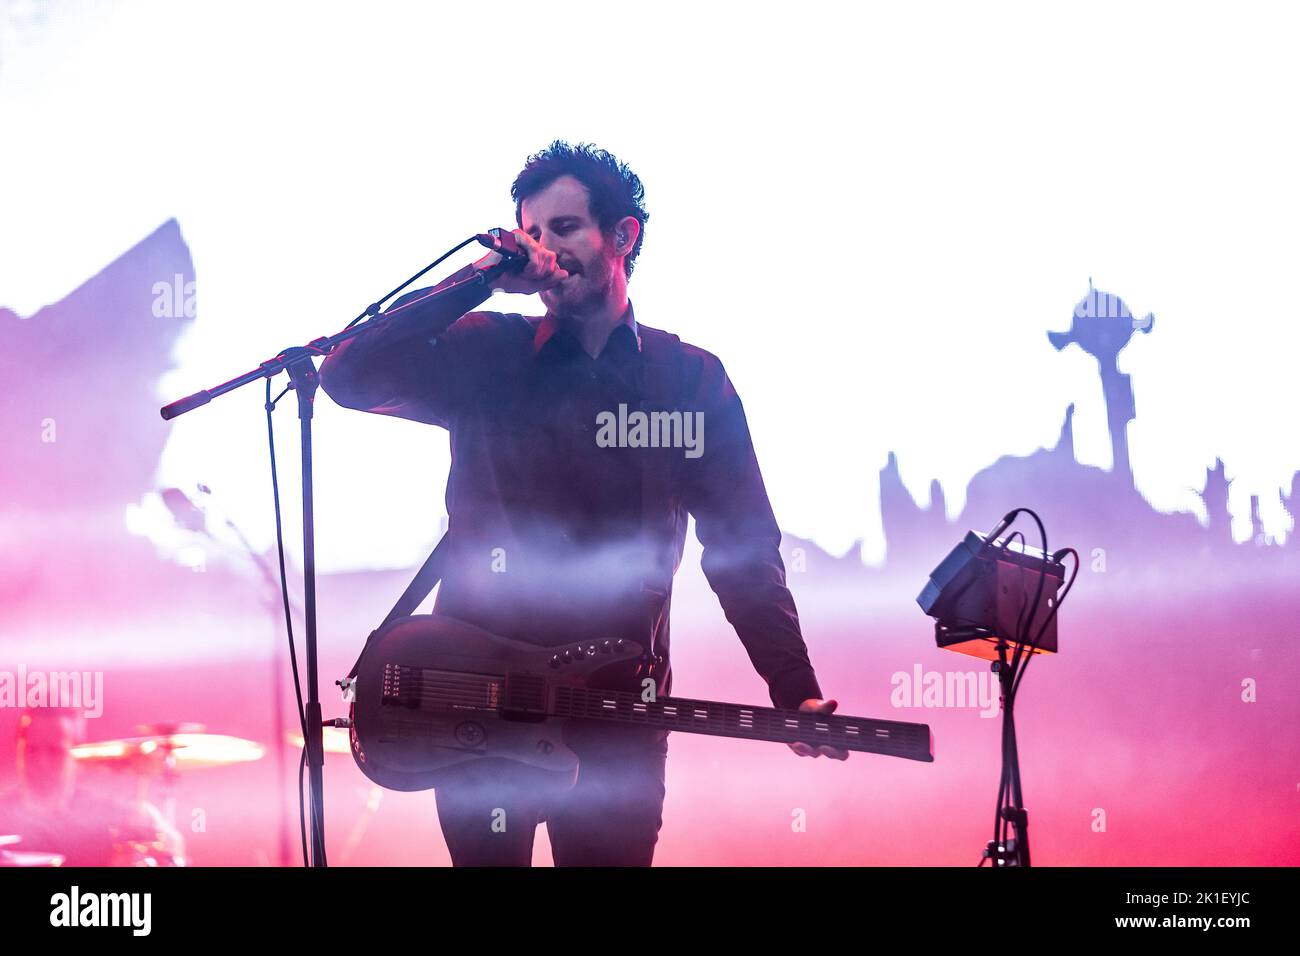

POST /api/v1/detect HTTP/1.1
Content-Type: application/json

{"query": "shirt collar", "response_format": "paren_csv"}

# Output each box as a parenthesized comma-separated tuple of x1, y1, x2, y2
(533, 300, 641, 356)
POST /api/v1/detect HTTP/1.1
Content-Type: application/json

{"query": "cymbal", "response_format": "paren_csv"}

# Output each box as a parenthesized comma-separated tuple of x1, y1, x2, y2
(0, 848, 64, 867)
(71, 732, 266, 771)
(287, 727, 351, 755)
(136, 722, 206, 737)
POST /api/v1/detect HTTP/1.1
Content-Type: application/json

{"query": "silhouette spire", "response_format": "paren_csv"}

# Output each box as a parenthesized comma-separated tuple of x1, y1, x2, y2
(1047, 282, 1153, 485)
(1197, 458, 1233, 547)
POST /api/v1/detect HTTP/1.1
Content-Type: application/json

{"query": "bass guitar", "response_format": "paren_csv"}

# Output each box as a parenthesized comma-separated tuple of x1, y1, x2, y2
(344, 614, 934, 792)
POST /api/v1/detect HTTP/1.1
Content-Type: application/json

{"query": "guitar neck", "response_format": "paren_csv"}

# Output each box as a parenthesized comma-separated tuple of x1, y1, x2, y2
(551, 686, 933, 762)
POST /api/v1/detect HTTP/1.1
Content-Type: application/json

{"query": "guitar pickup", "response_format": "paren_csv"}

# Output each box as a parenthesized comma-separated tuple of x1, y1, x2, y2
(500, 673, 548, 718)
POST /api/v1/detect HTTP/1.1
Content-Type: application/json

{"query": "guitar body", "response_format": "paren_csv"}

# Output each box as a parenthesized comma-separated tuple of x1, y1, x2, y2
(348, 614, 646, 793)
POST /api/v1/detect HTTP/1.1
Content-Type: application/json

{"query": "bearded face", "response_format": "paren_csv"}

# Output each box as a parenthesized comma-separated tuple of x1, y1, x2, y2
(520, 174, 623, 320)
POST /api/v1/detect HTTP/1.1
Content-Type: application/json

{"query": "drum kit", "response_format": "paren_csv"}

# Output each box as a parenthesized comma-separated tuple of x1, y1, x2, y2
(1, 723, 265, 868)
(1, 722, 371, 866)
(0, 486, 370, 867)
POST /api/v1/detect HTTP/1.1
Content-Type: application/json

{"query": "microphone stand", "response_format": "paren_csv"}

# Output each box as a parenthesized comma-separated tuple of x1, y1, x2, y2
(159, 258, 502, 866)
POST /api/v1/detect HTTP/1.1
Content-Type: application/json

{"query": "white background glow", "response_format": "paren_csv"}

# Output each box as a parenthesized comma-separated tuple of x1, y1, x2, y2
(2, 0, 1296, 569)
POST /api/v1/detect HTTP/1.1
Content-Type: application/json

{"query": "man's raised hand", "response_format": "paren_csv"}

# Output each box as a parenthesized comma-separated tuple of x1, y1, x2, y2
(474, 227, 569, 295)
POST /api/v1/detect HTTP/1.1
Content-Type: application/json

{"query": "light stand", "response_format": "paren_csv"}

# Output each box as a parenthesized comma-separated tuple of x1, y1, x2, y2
(917, 512, 1076, 867)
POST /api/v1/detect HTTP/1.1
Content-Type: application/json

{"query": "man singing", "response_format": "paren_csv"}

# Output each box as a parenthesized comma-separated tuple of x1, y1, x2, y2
(320, 141, 844, 867)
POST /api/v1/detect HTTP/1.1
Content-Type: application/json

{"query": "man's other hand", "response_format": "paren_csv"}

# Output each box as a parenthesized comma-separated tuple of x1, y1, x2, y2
(787, 698, 850, 760)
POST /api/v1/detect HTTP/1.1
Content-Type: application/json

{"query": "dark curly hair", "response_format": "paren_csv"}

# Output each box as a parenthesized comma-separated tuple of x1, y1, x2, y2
(511, 141, 648, 279)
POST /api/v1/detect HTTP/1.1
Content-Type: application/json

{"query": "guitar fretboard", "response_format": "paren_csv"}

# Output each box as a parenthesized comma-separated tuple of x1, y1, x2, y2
(551, 686, 932, 762)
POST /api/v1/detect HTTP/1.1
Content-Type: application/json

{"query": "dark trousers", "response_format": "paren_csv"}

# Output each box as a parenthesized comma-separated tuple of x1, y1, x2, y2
(435, 725, 668, 866)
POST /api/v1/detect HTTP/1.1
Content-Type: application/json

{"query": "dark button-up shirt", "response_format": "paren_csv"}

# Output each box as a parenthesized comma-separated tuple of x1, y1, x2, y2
(319, 265, 822, 710)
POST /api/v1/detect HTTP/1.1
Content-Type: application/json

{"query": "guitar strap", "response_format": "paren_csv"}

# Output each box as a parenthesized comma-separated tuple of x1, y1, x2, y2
(634, 325, 689, 695)
(347, 317, 690, 683)
(347, 530, 451, 679)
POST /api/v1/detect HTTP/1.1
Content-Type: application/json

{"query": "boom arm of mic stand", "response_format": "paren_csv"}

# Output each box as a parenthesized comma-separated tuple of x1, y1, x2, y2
(159, 266, 494, 421)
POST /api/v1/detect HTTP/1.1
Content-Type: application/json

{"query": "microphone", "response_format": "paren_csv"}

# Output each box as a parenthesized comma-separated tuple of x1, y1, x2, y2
(475, 228, 530, 272)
